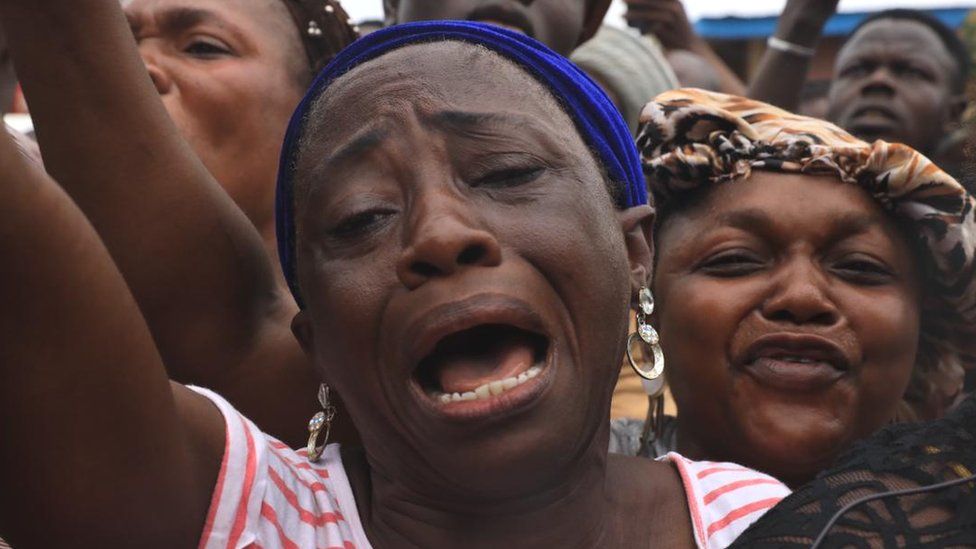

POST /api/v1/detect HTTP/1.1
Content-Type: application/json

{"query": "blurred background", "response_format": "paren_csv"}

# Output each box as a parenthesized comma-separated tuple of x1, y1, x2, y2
(342, 0, 976, 84)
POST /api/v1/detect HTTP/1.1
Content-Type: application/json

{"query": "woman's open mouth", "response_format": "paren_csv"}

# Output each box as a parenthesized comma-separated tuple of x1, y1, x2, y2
(412, 323, 551, 420)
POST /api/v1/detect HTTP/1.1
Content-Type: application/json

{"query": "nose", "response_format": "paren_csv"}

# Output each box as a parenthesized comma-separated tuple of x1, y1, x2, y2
(139, 48, 173, 95)
(395, 195, 503, 290)
(761, 259, 839, 327)
(859, 66, 895, 97)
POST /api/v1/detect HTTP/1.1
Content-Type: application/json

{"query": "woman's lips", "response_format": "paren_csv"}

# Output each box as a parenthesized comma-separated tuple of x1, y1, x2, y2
(403, 294, 555, 422)
(739, 334, 851, 392)
(743, 356, 846, 392)
(411, 345, 553, 422)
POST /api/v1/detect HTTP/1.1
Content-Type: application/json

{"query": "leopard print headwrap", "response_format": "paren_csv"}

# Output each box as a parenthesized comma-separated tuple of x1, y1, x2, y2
(637, 88, 976, 416)
(281, 0, 359, 74)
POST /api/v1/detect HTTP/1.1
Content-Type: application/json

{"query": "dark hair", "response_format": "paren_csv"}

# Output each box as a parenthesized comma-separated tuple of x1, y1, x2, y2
(281, 0, 360, 80)
(848, 9, 970, 93)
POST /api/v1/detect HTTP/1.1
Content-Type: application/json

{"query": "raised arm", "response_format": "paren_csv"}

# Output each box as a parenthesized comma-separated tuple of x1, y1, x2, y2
(0, 124, 223, 549)
(624, 0, 746, 95)
(747, 0, 839, 111)
(0, 0, 319, 446)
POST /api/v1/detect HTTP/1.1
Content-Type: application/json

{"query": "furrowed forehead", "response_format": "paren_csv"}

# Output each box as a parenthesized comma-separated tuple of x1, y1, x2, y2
(292, 40, 580, 196)
(305, 41, 561, 142)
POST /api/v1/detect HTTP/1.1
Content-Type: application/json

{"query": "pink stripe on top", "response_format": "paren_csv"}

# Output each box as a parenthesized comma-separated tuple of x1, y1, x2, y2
(190, 387, 785, 549)
(659, 452, 791, 548)
(191, 387, 372, 549)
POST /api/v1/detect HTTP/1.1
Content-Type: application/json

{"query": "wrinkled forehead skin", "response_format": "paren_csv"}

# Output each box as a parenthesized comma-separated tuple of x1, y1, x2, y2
(292, 40, 600, 218)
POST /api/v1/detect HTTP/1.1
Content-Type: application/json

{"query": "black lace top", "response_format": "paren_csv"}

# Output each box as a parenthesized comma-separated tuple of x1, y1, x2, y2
(730, 394, 976, 548)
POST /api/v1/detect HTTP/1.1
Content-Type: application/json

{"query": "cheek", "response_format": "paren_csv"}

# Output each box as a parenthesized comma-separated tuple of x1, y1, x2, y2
(491, 193, 630, 384)
(300, 247, 400, 394)
(902, 83, 950, 119)
(655, 275, 759, 409)
(172, 62, 301, 145)
(845, 288, 920, 415)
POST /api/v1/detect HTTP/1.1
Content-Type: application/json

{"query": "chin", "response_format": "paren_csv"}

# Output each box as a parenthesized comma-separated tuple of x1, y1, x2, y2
(415, 409, 605, 499)
(732, 402, 854, 486)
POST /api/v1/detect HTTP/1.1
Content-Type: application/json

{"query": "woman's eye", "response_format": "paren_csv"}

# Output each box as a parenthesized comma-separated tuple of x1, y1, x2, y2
(832, 259, 893, 285)
(472, 166, 545, 188)
(184, 39, 232, 58)
(329, 209, 395, 238)
(697, 251, 764, 277)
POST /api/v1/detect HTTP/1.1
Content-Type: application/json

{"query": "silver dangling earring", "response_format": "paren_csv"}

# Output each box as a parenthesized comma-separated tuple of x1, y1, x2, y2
(307, 383, 337, 462)
(626, 287, 666, 448)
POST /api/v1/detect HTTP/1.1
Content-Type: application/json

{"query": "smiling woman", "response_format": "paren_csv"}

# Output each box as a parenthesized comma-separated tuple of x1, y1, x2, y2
(633, 88, 976, 488)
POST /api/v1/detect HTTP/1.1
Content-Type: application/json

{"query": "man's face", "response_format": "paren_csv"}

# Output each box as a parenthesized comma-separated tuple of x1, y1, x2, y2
(827, 19, 963, 154)
(385, 0, 610, 56)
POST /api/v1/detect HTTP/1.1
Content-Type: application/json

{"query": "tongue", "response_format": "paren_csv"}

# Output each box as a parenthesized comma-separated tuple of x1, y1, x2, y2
(437, 338, 536, 394)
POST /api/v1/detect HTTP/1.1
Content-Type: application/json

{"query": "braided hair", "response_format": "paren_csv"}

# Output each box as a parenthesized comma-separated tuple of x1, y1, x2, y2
(280, 0, 359, 78)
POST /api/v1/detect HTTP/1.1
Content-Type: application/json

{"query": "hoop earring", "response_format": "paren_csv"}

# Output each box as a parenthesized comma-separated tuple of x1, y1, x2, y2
(626, 287, 666, 446)
(307, 383, 337, 462)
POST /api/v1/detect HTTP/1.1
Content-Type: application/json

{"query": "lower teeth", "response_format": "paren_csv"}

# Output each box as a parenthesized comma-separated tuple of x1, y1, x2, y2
(436, 366, 542, 403)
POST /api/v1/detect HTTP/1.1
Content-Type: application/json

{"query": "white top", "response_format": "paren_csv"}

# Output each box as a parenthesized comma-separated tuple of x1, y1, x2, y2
(194, 388, 789, 549)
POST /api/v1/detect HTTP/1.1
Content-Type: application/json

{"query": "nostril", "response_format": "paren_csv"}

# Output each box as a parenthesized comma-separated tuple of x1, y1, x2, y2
(411, 261, 441, 279)
(146, 64, 171, 95)
(457, 244, 486, 266)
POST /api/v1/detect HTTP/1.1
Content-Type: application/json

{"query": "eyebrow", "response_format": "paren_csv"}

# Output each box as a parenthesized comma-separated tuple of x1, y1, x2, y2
(717, 208, 881, 240)
(422, 110, 533, 133)
(128, 7, 224, 36)
(324, 109, 537, 164)
(323, 127, 390, 168)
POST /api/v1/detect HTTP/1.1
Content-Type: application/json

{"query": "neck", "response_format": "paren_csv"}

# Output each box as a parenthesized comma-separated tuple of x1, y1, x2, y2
(344, 443, 618, 548)
(674, 423, 814, 488)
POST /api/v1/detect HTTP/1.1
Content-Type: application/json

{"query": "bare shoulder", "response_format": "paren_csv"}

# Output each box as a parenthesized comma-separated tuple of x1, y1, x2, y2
(172, 382, 231, 480)
(606, 454, 696, 548)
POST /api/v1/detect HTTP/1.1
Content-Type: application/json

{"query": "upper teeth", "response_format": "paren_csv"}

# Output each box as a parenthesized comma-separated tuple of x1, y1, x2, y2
(775, 356, 817, 363)
(435, 366, 542, 404)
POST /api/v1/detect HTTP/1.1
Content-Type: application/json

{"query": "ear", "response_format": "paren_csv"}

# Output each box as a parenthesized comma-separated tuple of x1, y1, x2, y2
(291, 310, 316, 365)
(579, 0, 612, 46)
(945, 92, 968, 131)
(382, 0, 398, 27)
(292, 309, 338, 387)
(617, 204, 656, 299)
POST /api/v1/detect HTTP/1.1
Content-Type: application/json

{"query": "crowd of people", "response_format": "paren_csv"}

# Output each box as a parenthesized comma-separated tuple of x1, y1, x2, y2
(0, 0, 974, 548)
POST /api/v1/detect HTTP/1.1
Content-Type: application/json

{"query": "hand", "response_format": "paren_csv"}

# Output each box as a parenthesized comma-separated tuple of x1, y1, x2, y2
(624, 0, 697, 51)
(774, 0, 841, 45)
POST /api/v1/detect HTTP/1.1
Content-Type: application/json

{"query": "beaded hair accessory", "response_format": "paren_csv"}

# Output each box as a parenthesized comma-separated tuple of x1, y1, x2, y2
(281, 0, 360, 73)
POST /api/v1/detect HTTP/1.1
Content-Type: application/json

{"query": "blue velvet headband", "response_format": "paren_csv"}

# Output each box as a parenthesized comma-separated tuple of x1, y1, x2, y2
(275, 20, 647, 305)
